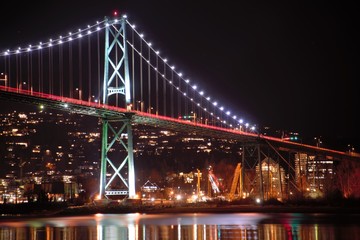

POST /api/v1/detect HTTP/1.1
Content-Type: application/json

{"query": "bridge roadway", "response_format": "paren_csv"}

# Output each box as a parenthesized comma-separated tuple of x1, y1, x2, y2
(1, 86, 359, 161)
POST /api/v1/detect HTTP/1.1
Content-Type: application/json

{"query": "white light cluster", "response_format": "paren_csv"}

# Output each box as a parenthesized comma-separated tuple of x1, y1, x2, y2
(1, 19, 109, 57)
(125, 18, 257, 132)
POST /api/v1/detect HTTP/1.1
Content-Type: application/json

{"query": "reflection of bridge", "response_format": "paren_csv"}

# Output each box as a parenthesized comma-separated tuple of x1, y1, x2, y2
(1, 15, 359, 201)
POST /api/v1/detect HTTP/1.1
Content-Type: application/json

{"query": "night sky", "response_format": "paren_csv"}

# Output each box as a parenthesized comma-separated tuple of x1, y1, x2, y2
(1, 1, 358, 149)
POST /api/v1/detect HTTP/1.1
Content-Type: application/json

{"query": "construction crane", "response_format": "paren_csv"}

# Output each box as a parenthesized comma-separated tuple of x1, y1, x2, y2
(208, 166, 220, 197)
(228, 163, 242, 201)
(196, 169, 201, 200)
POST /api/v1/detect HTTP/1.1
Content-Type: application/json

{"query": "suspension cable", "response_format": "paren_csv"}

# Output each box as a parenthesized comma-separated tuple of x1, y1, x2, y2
(78, 38, 82, 100)
(148, 45, 151, 113)
(177, 75, 181, 118)
(38, 50, 41, 93)
(171, 70, 174, 118)
(49, 46, 53, 95)
(115, 40, 118, 107)
(131, 29, 135, 108)
(27, 52, 30, 92)
(59, 44, 63, 98)
(69, 41, 73, 98)
(155, 54, 159, 115)
(88, 34, 92, 102)
(97, 31, 101, 105)
(16, 54, 19, 91)
(140, 39, 143, 111)
(30, 51, 33, 94)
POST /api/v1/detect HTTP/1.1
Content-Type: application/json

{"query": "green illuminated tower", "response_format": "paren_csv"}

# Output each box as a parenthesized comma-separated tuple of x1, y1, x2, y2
(99, 16, 135, 199)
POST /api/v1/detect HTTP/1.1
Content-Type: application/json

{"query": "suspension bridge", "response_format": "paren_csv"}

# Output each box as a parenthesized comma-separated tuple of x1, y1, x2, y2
(1, 15, 359, 202)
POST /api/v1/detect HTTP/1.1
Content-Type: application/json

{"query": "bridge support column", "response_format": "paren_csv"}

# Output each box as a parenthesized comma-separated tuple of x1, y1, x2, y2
(242, 143, 263, 200)
(99, 119, 108, 198)
(127, 120, 135, 198)
(99, 115, 135, 199)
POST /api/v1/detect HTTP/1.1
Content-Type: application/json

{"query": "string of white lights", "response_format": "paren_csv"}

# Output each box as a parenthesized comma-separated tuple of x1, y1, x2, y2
(125, 17, 256, 131)
(0, 19, 107, 57)
(126, 26, 219, 123)
(126, 38, 234, 128)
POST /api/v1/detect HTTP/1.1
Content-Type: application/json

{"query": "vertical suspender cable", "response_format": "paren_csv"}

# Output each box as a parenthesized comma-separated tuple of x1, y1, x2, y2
(155, 54, 158, 115)
(206, 100, 209, 125)
(185, 83, 188, 117)
(29, 52, 33, 94)
(97, 31, 101, 105)
(40, 49, 45, 93)
(163, 62, 166, 116)
(7, 56, 11, 87)
(79, 38, 82, 100)
(37, 51, 41, 93)
(115, 40, 118, 107)
(3, 56, 6, 86)
(19, 54, 22, 90)
(69, 41, 73, 98)
(131, 29, 135, 108)
(211, 103, 215, 126)
(140, 39, 143, 111)
(3, 56, 7, 87)
(192, 86, 195, 116)
(200, 97, 202, 124)
(26, 52, 31, 90)
(59, 43, 63, 98)
(171, 71, 174, 118)
(16, 54, 19, 91)
(49, 46, 53, 95)
(148, 45, 151, 113)
(178, 75, 181, 118)
(40, 49, 43, 94)
(88, 34, 92, 102)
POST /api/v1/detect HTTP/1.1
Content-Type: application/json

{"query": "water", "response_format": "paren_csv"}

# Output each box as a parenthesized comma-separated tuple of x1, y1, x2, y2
(0, 212, 359, 239)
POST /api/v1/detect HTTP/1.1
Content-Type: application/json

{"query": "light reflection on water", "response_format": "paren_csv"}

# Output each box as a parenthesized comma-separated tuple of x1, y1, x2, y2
(0, 213, 359, 240)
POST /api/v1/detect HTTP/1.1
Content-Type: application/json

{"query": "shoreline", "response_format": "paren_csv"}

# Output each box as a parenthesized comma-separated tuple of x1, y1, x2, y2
(2, 202, 360, 220)
(59, 204, 360, 215)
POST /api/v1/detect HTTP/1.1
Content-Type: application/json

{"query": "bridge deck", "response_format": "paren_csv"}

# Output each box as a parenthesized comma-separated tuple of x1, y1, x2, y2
(1, 86, 359, 161)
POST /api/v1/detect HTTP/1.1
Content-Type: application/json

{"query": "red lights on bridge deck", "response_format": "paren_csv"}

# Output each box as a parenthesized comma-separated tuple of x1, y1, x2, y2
(0, 85, 359, 159)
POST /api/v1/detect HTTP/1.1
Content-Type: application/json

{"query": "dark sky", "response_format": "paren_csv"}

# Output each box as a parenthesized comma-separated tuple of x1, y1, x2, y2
(1, 1, 359, 147)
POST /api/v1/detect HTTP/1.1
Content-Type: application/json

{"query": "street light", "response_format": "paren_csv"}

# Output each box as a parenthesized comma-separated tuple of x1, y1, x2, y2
(245, 123, 249, 132)
(347, 144, 355, 154)
(75, 88, 82, 100)
(136, 101, 144, 111)
(0, 73, 7, 87)
(314, 137, 322, 147)
(19, 82, 28, 91)
(148, 106, 154, 114)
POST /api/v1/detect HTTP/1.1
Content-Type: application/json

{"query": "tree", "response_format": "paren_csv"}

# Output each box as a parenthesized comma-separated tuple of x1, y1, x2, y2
(335, 159, 360, 198)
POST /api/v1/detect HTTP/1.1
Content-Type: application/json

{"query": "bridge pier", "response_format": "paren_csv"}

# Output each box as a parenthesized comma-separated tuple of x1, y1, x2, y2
(237, 140, 301, 202)
(99, 114, 135, 200)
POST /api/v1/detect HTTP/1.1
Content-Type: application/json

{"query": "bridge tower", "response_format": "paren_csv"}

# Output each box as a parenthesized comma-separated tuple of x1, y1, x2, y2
(99, 16, 135, 199)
